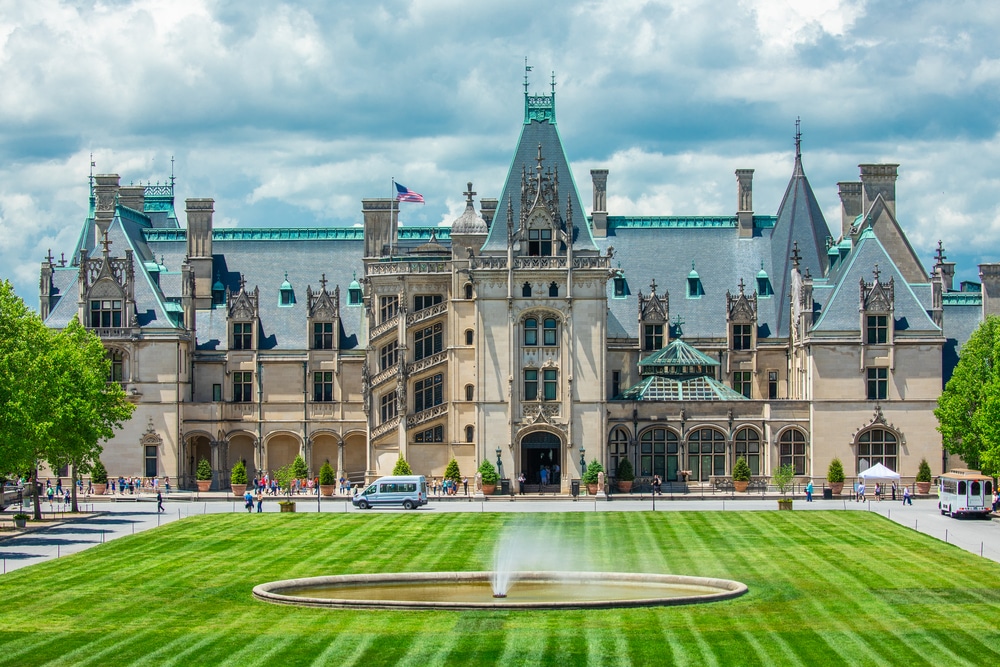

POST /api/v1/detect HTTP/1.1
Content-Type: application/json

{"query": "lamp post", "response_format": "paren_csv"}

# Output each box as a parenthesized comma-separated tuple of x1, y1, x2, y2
(579, 446, 586, 476)
(496, 446, 504, 481)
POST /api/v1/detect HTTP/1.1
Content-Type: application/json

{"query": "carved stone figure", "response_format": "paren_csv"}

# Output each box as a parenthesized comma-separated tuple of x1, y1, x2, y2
(597, 470, 605, 493)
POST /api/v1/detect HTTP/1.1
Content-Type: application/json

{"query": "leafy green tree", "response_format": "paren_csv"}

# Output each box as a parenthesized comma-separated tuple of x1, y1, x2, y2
(936, 315, 1000, 474)
(772, 464, 795, 497)
(443, 458, 461, 485)
(292, 454, 309, 479)
(393, 457, 413, 475)
(273, 463, 295, 499)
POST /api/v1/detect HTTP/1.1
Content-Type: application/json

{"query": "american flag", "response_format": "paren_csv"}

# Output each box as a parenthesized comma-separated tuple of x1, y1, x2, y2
(395, 182, 425, 203)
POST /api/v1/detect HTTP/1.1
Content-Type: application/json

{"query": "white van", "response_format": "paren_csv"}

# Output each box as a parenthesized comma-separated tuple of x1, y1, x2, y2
(938, 469, 993, 518)
(353, 475, 427, 510)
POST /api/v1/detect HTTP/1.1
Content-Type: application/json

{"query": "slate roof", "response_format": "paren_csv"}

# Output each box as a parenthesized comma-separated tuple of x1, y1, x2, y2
(482, 93, 597, 253)
(810, 228, 939, 335)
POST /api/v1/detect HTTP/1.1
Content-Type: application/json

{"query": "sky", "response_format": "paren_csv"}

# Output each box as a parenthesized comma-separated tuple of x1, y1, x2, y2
(2, 0, 1000, 310)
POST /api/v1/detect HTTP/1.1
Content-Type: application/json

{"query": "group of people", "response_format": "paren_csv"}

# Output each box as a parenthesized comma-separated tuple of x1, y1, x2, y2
(854, 480, 912, 505)
(430, 478, 466, 496)
(538, 465, 560, 487)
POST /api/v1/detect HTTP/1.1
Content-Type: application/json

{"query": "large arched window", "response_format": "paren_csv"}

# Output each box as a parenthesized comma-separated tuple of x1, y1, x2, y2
(687, 428, 726, 481)
(640, 428, 680, 481)
(856, 428, 896, 473)
(734, 428, 761, 476)
(779, 429, 808, 475)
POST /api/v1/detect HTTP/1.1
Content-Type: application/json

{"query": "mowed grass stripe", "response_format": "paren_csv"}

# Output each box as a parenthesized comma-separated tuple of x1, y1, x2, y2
(308, 629, 375, 667)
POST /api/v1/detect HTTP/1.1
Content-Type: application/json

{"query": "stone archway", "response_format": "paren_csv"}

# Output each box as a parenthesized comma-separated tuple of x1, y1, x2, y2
(520, 431, 562, 489)
(312, 434, 338, 478)
(186, 435, 212, 490)
(343, 433, 367, 484)
(265, 434, 300, 476)
(229, 434, 258, 482)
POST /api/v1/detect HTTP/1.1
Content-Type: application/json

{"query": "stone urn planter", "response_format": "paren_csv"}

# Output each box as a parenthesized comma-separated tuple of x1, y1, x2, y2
(481, 484, 496, 495)
(279, 501, 296, 513)
(231, 484, 247, 497)
(617, 480, 633, 493)
(13, 515, 27, 529)
(777, 499, 793, 511)
(916, 482, 931, 494)
(733, 480, 749, 493)
(828, 482, 844, 496)
(196, 480, 211, 492)
(92, 484, 107, 496)
(320, 485, 336, 497)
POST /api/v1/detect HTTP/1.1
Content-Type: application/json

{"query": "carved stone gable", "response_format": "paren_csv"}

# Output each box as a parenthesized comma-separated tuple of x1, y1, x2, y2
(308, 284, 340, 320)
(726, 287, 758, 324)
(140, 417, 163, 448)
(638, 288, 669, 324)
(229, 285, 259, 320)
(861, 276, 894, 313)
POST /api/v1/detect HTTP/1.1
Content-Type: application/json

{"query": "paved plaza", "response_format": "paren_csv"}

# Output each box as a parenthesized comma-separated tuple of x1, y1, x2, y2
(3, 494, 1000, 574)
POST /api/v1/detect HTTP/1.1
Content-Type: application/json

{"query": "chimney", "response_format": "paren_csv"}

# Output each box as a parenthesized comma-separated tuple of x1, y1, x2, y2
(118, 185, 145, 213)
(185, 198, 215, 308)
(93, 174, 120, 236)
(859, 164, 898, 219)
(736, 169, 754, 238)
(362, 198, 398, 258)
(837, 181, 863, 239)
(980, 264, 1000, 317)
(591, 169, 609, 238)
(480, 198, 498, 228)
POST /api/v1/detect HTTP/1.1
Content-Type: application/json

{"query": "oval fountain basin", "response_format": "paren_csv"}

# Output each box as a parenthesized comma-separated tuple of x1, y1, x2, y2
(253, 571, 747, 610)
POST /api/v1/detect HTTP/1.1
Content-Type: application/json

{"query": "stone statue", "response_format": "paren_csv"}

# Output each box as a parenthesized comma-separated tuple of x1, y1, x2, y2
(597, 470, 605, 494)
(475, 471, 483, 491)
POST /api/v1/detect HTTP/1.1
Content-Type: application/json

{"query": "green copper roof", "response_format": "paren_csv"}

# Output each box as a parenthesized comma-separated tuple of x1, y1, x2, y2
(617, 375, 748, 401)
(637, 339, 720, 376)
(604, 216, 777, 230)
(143, 228, 368, 242)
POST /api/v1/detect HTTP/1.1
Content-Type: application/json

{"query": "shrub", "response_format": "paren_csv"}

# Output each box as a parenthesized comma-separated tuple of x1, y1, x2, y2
(444, 458, 461, 485)
(90, 459, 108, 485)
(196, 458, 212, 481)
(13, 513, 29, 521)
(477, 459, 499, 485)
(616, 457, 634, 482)
(827, 458, 845, 483)
(773, 464, 795, 497)
(273, 464, 295, 497)
(319, 461, 335, 486)
(733, 457, 752, 482)
(582, 459, 604, 485)
(292, 454, 309, 480)
(916, 458, 932, 483)
(230, 460, 247, 485)
(393, 457, 413, 475)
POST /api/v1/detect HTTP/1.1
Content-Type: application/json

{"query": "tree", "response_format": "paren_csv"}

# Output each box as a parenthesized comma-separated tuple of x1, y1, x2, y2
(477, 459, 498, 485)
(196, 458, 212, 481)
(231, 460, 248, 486)
(732, 457, 752, 483)
(443, 458, 461, 485)
(772, 464, 795, 497)
(916, 458, 932, 483)
(273, 463, 295, 500)
(935, 315, 1000, 474)
(827, 458, 846, 483)
(393, 457, 412, 475)
(292, 454, 309, 480)
(582, 459, 604, 485)
(319, 460, 335, 486)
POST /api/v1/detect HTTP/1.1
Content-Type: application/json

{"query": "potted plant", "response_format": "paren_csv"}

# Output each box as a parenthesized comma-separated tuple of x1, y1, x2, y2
(319, 460, 336, 497)
(90, 459, 108, 496)
(196, 458, 213, 492)
(732, 457, 752, 493)
(827, 458, 846, 496)
(292, 454, 309, 490)
(230, 460, 248, 497)
(616, 458, 635, 493)
(477, 460, 499, 495)
(393, 457, 413, 475)
(916, 458, 932, 494)
(773, 463, 795, 510)
(274, 464, 296, 512)
(444, 458, 462, 495)
(582, 459, 604, 495)
(13, 513, 28, 529)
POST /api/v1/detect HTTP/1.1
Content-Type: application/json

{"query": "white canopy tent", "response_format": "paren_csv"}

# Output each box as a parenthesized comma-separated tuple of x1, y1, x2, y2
(858, 463, 901, 482)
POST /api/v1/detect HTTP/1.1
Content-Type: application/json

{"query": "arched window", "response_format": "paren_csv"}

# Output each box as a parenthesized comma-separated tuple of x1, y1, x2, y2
(734, 428, 761, 476)
(687, 428, 725, 481)
(549, 282, 558, 297)
(856, 429, 896, 473)
(465, 384, 474, 401)
(465, 425, 474, 443)
(779, 429, 808, 475)
(522, 282, 532, 297)
(609, 428, 629, 477)
(465, 329, 474, 345)
(640, 428, 679, 481)
(464, 282, 474, 299)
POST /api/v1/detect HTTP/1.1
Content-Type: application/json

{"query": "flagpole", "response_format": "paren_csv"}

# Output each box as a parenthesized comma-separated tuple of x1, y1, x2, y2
(390, 177, 397, 256)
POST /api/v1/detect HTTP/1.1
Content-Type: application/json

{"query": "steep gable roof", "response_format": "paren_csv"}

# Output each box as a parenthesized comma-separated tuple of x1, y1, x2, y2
(853, 194, 928, 284)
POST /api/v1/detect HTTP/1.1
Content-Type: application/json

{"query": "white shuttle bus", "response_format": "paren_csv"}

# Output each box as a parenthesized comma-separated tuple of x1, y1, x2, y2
(938, 469, 993, 518)
(353, 475, 427, 510)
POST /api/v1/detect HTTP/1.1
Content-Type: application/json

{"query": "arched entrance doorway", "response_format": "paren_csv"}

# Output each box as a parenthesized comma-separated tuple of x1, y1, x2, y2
(520, 432, 561, 487)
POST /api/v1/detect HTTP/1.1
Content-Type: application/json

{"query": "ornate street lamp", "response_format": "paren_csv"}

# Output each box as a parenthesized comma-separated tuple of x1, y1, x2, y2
(580, 446, 586, 476)
(496, 446, 504, 480)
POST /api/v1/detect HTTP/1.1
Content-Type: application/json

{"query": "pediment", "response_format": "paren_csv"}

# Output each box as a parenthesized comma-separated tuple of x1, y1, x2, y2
(90, 278, 123, 299)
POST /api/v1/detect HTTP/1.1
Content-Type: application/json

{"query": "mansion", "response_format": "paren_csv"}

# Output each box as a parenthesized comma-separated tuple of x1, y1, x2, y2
(38, 87, 993, 491)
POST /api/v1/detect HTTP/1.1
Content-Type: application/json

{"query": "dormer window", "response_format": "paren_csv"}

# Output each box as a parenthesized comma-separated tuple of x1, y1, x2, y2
(732, 324, 752, 351)
(90, 299, 123, 328)
(866, 315, 888, 344)
(348, 275, 363, 306)
(278, 273, 295, 307)
(212, 280, 226, 306)
(528, 228, 552, 256)
(613, 275, 627, 298)
(687, 267, 704, 298)
(232, 322, 253, 350)
(756, 269, 773, 297)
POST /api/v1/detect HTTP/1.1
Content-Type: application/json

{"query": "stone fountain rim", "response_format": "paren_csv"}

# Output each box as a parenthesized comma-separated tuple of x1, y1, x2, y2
(253, 571, 748, 610)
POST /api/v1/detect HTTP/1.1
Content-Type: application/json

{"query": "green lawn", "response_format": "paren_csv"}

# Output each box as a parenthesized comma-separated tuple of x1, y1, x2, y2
(1, 511, 999, 666)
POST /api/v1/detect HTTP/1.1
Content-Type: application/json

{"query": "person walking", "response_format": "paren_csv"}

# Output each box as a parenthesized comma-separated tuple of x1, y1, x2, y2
(244, 489, 253, 512)
(462, 476, 468, 495)
(891, 481, 897, 501)
(652, 475, 662, 496)
(156, 491, 164, 513)
(805, 481, 813, 502)
(518, 473, 526, 495)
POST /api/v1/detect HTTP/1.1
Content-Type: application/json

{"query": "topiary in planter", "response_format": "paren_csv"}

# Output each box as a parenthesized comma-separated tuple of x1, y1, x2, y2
(196, 458, 213, 481)
(582, 460, 604, 486)
(916, 458, 932, 483)
(733, 457, 752, 483)
(292, 454, 309, 480)
(90, 459, 108, 485)
(444, 458, 462, 486)
(615, 458, 634, 492)
(827, 457, 846, 494)
(393, 457, 413, 475)
(319, 461, 335, 486)
(477, 459, 499, 485)
(231, 460, 248, 485)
